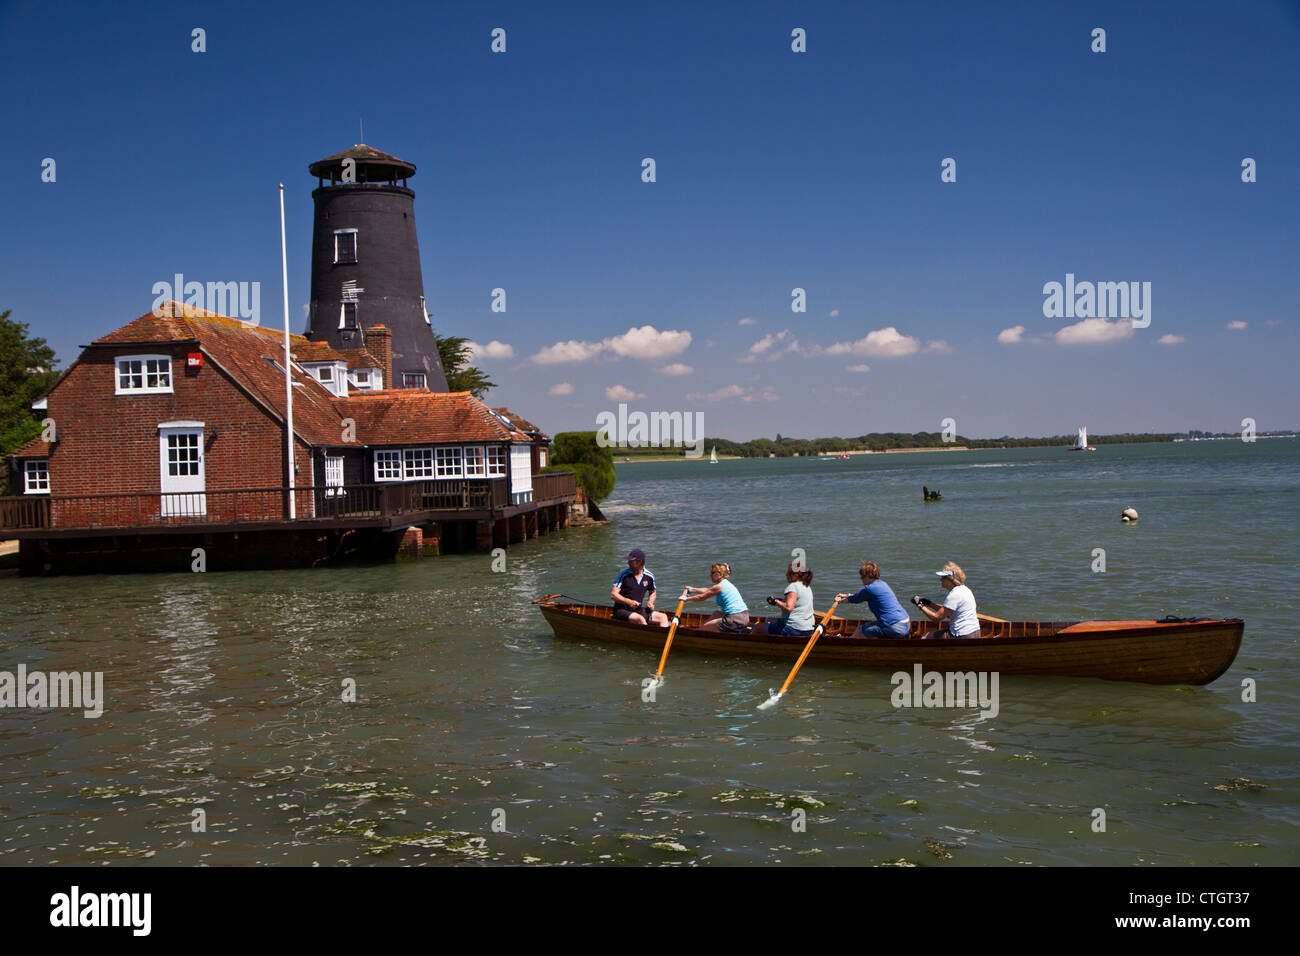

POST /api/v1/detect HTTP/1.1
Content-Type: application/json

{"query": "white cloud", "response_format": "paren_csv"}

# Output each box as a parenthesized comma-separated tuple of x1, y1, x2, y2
(824, 326, 921, 358)
(926, 339, 953, 354)
(1156, 334, 1185, 345)
(686, 384, 747, 402)
(467, 339, 514, 360)
(548, 382, 574, 396)
(529, 325, 692, 364)
(1227, 320, 1248, 330)
(846, 363, 871, 373)
(1265, 319, 1282, 327)
(605, 385, 646, 401)
(997, 325, 1026, 344)
(1055, 317, 1135, 345)
(829, 309, 840, 318)
(748, 330, 790, 355)
(531, 339, 605, 364)
(659, 363, 694, 376)
(605, 325, 692, 358)
(738, 317, 757, 326)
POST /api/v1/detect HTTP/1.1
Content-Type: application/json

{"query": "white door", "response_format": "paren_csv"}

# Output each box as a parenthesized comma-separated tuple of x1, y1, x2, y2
(325, 456, 343, 497)
(159, 425, 206, 517)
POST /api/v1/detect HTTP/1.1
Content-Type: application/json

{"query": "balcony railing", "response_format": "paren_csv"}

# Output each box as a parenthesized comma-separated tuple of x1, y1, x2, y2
(0, 473, 575, 533)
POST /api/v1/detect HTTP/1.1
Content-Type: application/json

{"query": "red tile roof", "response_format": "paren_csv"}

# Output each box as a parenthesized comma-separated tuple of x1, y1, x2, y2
(10, 438, 50, 458)
(59, 302, 524, 450)
(341, 390, 527, 445)
(490, 407, 549, 439)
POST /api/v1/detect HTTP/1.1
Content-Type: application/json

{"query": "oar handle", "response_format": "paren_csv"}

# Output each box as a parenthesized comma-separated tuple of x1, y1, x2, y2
(652, 593, 691, 680)
(773, 599, 842, 698)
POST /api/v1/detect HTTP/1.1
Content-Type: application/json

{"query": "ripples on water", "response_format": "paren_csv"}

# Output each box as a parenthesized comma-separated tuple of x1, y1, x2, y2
(1, 442, 1297, 865)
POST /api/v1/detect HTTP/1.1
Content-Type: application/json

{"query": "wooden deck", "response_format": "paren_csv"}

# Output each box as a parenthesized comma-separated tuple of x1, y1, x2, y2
(0, 472, 577, 539)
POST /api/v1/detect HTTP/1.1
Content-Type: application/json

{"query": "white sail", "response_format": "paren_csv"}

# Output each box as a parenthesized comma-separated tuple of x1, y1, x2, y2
(709, 446, 718, 463)
(1077, 426, 1088, 449)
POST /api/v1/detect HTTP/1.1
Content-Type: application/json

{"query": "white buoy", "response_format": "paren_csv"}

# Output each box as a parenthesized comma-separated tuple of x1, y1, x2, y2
(1121, 507, 1139, 523)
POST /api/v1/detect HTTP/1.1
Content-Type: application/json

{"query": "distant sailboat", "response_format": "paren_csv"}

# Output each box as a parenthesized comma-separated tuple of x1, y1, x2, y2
(1071, 426, 1096, 451)
(709, 446, 719, 464)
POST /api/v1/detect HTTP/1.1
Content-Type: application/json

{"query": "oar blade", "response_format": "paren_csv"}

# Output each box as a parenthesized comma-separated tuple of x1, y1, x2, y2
(757, 690, 782, 711)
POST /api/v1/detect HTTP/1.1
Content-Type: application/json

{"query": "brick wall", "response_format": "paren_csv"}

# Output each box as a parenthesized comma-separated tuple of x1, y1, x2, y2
(41, 345, 314, 525)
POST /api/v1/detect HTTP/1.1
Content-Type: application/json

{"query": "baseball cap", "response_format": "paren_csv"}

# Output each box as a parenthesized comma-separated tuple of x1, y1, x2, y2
(627, 549, 646, 561)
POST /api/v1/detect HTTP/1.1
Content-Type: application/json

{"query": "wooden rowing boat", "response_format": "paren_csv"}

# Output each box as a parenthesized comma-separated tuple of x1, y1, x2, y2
(534, 597, 1243, 685)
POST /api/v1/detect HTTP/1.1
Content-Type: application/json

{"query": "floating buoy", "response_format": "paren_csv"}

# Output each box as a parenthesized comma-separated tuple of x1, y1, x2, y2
(1121, 507, 1139, 523)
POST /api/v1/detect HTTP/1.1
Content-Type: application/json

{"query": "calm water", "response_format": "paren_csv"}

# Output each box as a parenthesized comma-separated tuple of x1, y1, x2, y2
(1, 440, 1297, 866)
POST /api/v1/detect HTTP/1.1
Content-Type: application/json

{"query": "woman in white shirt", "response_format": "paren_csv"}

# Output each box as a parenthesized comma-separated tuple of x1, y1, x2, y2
(917, 562, 981, 638)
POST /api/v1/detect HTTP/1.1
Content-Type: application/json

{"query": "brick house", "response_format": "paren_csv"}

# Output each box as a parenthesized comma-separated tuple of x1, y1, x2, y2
(2, 302, 575, 572)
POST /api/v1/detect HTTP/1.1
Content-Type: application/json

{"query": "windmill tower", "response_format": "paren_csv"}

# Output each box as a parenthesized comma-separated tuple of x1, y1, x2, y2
(304, 144, 449, 391)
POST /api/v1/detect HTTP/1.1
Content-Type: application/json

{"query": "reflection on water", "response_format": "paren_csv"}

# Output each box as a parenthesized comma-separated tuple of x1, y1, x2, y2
(0, 441, 1297, 865)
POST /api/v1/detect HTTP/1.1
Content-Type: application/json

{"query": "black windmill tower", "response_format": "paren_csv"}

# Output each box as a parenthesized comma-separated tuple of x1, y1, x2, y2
(304, 144, 449, 391)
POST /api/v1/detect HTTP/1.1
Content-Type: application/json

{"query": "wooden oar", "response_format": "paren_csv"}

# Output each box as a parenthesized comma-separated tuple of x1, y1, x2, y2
(977, 613, 1008, 624)
(757, 598, 842, 711)
(650, 591, 691, 686)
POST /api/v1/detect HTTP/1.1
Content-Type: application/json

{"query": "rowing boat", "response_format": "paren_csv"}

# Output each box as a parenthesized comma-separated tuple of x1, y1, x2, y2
(533, 597, 1243, 685)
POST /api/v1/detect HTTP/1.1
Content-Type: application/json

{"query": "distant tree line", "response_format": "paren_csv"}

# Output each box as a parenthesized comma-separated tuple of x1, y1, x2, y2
(611, 431, 1179, 458)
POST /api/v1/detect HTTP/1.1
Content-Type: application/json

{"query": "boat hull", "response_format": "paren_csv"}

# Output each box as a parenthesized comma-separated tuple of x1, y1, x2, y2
(536, 601, 1243, 685)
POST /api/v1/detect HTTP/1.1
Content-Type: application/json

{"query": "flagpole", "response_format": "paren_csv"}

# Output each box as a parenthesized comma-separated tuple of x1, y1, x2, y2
(280, 183, 296, 520)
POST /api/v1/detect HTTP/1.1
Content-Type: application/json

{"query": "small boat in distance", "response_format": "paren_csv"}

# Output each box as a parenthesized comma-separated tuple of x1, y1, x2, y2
(534, 598, 1243, 685)
(1071, 426, 1096, 451)
(709, 446, 719, 464)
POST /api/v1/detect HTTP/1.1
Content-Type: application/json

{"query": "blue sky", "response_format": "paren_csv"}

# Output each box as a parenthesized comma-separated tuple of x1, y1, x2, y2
(1, 0, 1296, 440)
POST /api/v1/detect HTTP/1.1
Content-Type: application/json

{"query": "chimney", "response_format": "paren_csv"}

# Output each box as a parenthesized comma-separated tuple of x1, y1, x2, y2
(368, 324, 392, 389)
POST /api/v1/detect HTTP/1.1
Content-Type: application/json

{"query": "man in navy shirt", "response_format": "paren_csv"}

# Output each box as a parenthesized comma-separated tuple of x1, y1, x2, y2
(611, 549, 670, 626)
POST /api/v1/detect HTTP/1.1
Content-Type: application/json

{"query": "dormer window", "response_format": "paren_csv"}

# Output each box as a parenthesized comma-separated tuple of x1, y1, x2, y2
(116, 355, 172, 394)
(403, 372, 426, 389)
(334, 229, 358, 264)
(25, 460, 50, 494)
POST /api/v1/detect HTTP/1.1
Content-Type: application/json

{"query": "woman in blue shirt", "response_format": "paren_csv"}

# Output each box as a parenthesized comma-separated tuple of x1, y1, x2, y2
(836, 561, 912, 638)
(685, 562, 751, 632)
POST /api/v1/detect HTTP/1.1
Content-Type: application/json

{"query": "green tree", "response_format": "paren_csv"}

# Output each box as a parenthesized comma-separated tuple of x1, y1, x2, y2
(0, 310, 59, 458)
(549, 431, 616, 502)
(434, 331, 497, 398)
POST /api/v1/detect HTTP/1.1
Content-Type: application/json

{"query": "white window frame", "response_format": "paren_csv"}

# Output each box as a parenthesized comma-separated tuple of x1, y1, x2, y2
(334, 228, 358, 264)
(324, 455, 344, 497)
(24, 459, 49, 494)
(116, 354, 173, 395)
(404, 447, 435, 479)
(464, 445, 486, 477)
(486, 445, 507, 477)
(403, 371, 426, 389)
(539, 448, 547, 468)
(435, 447, 463, 478)
(351, 369, 370, 387)
(374, 450, 402, 482)
(338, 302, 358, 330)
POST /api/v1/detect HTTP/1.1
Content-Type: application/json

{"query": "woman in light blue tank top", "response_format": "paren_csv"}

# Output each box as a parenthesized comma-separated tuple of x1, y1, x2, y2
(684, 562, 751, 632)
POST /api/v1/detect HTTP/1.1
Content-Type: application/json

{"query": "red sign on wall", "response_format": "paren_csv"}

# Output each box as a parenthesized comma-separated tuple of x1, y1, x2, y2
(187, 353, 203, 368)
